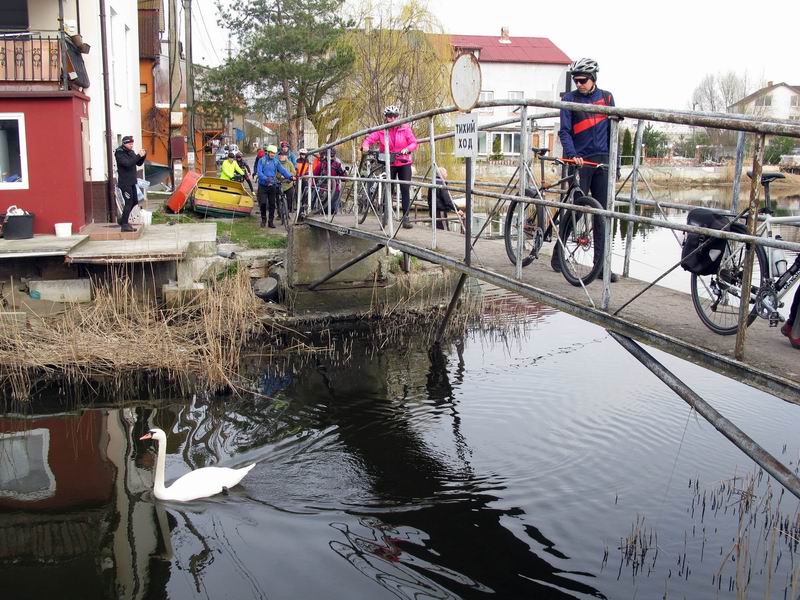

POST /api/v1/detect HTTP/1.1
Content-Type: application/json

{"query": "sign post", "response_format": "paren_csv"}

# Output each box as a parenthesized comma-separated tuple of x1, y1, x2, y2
(450, 53, 482, 267)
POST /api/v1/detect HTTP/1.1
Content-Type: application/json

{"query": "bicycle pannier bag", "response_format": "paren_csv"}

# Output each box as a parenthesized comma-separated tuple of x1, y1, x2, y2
(681, 208, 730, 275)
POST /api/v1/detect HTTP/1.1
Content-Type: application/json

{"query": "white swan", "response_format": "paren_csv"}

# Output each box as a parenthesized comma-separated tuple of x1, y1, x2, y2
(139, 428, 256, 502)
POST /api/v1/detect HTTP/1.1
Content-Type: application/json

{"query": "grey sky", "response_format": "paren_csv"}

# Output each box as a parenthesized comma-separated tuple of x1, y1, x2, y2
(193, 0, 796, 110)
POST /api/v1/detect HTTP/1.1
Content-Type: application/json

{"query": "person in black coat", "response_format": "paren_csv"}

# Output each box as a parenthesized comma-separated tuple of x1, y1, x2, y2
(427, 167, 461, 230)
(114, 135, 146, 231)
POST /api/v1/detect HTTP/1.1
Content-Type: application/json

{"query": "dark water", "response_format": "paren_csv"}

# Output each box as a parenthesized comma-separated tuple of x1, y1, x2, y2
(2, 302, 800, 599)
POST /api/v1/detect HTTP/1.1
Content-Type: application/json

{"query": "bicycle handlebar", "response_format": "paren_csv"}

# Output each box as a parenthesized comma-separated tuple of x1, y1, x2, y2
(540, 155, 607, 169)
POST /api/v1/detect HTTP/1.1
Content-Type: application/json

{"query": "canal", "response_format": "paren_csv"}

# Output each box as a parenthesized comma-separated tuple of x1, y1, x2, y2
(2, 297, 799, 599)
(1, 185, 799, 599)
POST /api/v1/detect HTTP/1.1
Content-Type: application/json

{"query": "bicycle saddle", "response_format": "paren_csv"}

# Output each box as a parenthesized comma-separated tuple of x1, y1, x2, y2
(746, 170, 785, 184)
(531, 147, 549, 157)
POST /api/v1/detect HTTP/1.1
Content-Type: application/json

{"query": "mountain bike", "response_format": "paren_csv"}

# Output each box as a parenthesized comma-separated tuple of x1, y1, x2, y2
(690, 172, 800, 335)
(504, 156, 607, 286)
(350, 150, 405, 225)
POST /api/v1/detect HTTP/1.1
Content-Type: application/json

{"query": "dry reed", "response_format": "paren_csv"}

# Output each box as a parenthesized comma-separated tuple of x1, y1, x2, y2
(0, 268, 263, 401)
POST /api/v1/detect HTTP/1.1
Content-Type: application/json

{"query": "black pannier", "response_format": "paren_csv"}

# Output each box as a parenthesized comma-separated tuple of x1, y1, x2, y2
(680, 208, 742, 275)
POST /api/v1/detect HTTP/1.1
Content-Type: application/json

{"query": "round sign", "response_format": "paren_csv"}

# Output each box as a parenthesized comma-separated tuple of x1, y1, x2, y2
(450, 53, 482, 112)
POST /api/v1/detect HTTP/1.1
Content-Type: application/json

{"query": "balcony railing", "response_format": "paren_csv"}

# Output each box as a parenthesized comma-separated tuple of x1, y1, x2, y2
(0, 31, 63, 86)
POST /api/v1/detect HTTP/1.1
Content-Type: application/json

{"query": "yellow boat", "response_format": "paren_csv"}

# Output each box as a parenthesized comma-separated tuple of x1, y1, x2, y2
(191, 177, 254, 218)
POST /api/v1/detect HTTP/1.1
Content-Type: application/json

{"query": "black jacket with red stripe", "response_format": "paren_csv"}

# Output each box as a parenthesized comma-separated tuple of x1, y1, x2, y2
(558, 87, 614, 158)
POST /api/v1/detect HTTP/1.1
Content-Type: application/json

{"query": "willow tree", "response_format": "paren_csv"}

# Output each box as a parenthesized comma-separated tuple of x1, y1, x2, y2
(212, 0, 355, 149)
(327, 0, 451, 147)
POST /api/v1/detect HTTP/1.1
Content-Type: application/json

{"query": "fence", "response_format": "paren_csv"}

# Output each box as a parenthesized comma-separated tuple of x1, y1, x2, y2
(0, 31, 65, 86)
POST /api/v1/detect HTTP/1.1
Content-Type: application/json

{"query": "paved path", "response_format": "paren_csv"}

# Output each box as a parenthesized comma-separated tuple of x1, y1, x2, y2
(306, 215, 800, 403)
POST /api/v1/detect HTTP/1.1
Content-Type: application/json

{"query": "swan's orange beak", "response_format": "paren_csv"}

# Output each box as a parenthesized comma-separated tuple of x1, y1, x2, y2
(139, 432, 153, 441)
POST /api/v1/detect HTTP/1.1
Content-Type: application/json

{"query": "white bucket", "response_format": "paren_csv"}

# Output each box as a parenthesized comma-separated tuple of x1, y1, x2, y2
(140, 209, 152, 226)
(54, 222, 72, 238)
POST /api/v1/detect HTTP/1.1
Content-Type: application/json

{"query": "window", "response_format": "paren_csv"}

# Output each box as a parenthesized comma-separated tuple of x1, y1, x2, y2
(0, 113, 28, 189)
(755, 94, 772, 107)
(791, 96, 799, 107)
(140, 83, 148, 94)
(479, 91, 494, 114)
(477, 132, 487, 154)
(110, 8, 121, 106)
(508, 91, 523, 114)
(0, 0, 28, 30)
(0, 429, 55, 501)
(502, 133, 521, 154)
(481, 132, 521, 156)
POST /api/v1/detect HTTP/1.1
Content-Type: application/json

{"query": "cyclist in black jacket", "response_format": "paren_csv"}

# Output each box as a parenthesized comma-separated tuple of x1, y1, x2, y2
(114, 135, 146, 232)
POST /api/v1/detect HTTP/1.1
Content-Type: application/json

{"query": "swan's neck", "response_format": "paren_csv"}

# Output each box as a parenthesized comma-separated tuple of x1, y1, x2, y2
(153, 439, 167, 495)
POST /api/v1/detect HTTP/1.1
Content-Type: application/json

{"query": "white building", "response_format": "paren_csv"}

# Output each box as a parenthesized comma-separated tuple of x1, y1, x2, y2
(729, 82, 800, 121)
(0, 0, 142, 228)
(449, 28, 571, 158)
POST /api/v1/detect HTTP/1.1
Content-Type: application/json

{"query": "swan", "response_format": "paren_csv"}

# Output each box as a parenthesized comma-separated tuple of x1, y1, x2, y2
(139, 428, 256, 502)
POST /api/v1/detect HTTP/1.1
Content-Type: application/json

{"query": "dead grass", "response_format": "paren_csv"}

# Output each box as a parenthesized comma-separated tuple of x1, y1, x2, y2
(0, 268, 263, 401)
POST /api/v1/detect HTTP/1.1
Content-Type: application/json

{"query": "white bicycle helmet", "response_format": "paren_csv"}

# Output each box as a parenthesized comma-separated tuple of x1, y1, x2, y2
(384, 105, 400, 117)
(569, 57, 599, 79)
(298, 148, 308, 154)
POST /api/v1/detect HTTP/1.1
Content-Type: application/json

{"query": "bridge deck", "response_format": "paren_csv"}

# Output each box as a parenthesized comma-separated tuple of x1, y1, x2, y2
(305, 215, 800, 403)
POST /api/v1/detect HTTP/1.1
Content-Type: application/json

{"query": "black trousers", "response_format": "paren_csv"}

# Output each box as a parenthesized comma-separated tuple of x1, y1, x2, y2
(575, 153, 610, 266)
(118, 184, 138, 226)
(390, 164, 412, 215)
(257, 185, 279, 223)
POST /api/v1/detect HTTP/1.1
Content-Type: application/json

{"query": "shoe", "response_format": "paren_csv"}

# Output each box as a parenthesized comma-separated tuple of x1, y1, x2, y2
(781, 322, 792, 337)
(120, 224, 134, 233)
(268, 222, 276, 229)
(597, 270, 620, 283)
(116, 215, 123, 226)
(260, 221, 266, 228)
(550, 252, 560, 272)
(790, 334, 800, 350)
(402, 218, 413, 229)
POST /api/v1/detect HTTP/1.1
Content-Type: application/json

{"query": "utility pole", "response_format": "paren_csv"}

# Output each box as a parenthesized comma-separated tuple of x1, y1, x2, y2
(183, 0, 195, 171)
(168, 0, 180, 188)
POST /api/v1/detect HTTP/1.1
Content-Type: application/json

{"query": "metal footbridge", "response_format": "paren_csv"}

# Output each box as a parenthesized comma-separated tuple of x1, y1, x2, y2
(294, 97, 800, 498)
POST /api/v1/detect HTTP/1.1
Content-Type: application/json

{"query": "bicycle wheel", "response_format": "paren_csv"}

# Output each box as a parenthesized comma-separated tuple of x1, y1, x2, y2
(278, 192, 289, 231)
(691, 241, 768, 335)
(504, 188, 544, 267)
(358, 166, 386, 225)
(557, 194, 605, 287)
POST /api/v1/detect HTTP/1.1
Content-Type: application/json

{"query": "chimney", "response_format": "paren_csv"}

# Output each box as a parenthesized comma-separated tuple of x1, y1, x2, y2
(767, 81, 773, 87)
(499, 26, 511, 43)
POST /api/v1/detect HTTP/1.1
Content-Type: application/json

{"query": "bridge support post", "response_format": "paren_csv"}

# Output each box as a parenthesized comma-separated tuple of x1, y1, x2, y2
(734, 133, 765, 361)
(610, 331, 800, 501)
(601, 117, 620, 310)
(326, 149, 332, 220)
(383, 129, 393, 235)
(465, 158, 473, 266)
(433, 273, 468, 346)
(623, 120, 644, 278)
(430, 117, 437, 249)
(731, 131, 746, 212)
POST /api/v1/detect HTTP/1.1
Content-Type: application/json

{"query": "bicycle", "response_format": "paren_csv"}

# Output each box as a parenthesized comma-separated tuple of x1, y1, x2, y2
(690, 171, 800, 335)
(352, 149, 406, 225)
(503, 155, 607, 287)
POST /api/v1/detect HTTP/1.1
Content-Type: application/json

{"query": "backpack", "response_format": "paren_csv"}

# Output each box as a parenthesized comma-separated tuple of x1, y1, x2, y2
(680, 208, 746, 275)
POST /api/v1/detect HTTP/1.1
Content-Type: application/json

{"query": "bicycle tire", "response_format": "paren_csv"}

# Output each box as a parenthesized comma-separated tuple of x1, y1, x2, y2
(358, 166, 386, 225)
(690, 242, 768, 335)
(504, 188, 545, 267)
(278, 192, 289, 231)
(557, 194, 605, 287)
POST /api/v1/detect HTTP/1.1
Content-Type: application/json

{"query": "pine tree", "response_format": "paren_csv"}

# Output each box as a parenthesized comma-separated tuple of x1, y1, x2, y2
(621, 129, 633, 166)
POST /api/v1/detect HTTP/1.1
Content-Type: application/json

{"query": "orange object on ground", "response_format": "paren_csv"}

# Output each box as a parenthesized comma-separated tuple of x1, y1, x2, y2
(166, 170, 202, 213)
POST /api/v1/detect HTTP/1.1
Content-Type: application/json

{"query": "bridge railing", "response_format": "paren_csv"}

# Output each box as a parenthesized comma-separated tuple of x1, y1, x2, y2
(297, 98, 800, 360)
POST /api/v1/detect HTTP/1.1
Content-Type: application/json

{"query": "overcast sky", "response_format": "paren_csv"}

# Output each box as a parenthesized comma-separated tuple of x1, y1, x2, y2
(193, 0, 796, 110)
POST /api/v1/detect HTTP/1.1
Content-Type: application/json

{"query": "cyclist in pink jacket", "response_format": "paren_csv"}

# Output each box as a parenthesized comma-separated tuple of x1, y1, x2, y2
(361, 105, 418, 228)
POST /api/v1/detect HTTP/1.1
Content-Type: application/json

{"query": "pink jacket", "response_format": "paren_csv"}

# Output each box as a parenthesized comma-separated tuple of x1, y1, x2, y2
(362, 123, 418, 167)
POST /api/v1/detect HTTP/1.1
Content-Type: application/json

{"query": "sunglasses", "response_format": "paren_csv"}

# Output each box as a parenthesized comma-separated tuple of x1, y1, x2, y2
(573, 77, 590, 84)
